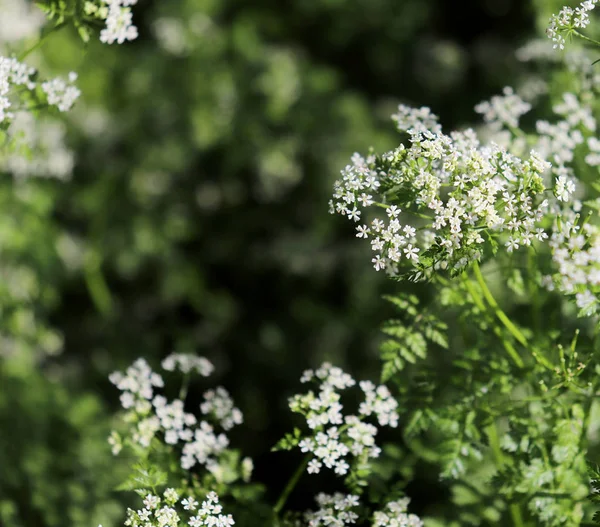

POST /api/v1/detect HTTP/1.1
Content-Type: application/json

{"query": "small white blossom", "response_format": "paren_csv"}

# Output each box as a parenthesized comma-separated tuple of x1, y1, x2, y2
(200, 387, 243, 430)
(475, 87, 531, 131)
(547, 1, 598, 50)
(99, 0, 139, 45)
(41, 72, 81, 112)
(304, 493, 359, 527)
(182, 496, 198, 511)
(162, 352, 214, 376)
(288, 363, 398, 477)
(373, 498, 423, 527)
(143, 493, 160, 510)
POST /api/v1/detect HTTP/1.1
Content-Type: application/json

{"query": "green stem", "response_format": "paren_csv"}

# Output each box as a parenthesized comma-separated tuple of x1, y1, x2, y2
(463, 273, 524, 368)
(573, 30, 600, 49)
(486, 423, 526, 527)
(83, 249, 113, 316)
(18, 23, 67, 61)
(179, 373, 190, 400)
(273, 455, 310, 516)
(527, 249, 541, 335)
(472, 261, 529, 350)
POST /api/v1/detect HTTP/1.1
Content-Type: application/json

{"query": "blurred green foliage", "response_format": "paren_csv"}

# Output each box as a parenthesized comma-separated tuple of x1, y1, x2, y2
(0, 0, 546, 525)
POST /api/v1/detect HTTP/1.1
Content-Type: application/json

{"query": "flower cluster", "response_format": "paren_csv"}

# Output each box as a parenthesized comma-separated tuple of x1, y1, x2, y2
(200, 387, 243, 431)
(124, 489, 234, 527)
(372, 498, 423, 527)
(41, 72, 81, 112)
(304, 493, 359, 527)
(534, 91, 595, 179)
(0, 0, 44, 44)
(545, 207, 600, 315)
(289, 363, 398, 476)
(162, 352, 214, 376)
(392, 104, 441, 135)
(98, 0, 139, 45)
(547, 0, 598, 50)
(474, 86, 531, 131)
(330, 106, 554, 277)
(0, 56, 34, 122)
(109, 354, 242, 473)
(0, 55, 80, 124)
(109, 357, 165, 408)
(1, 112, 74, 180)
(303, 494, 423, 527)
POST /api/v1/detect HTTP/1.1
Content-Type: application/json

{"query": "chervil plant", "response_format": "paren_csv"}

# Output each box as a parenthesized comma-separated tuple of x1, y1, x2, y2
(105, 355, 422, 527)
(326, 2, 600, 525)
(9, 0, 600, 526)
(34, 0, 140, 44)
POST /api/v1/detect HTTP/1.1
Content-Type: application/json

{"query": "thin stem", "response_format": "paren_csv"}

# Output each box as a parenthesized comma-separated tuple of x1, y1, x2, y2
(83, 249, 113, 316)
(463, 273, 525, 368)
(527, 249, 541, 335)
(573, 30, 600, 48)
(486, 422, 526, 527)
(472, 261, 529, 350)
(273, 455, 310, 516)
(18, 23, 67, 62)
(179, 373, 191, 400)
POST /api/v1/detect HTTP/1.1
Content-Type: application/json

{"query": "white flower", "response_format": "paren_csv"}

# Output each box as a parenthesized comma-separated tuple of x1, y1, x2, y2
(162, 352, 214, 376)
(99, 1, 139, 45)
(288, 363, 398, 477)
(182, 496, 198, 511)
(0, 56, 79, 126)
(475, 87, 531, 131)
(304, 493, 360, 527)
(356, 225, 370, 238)
(41, 73, 81, 112)
(181, 421, 229, 470)
(0, 0, 44, 42)
(373, 498, 423, 527)
(307, 459, 322, 474)
(3, 113, 74, 181)
(547, 1, 599, 50)
(143, 493, 160, 510)
(392, 104, 442, 134)
(200, 387, 243, 430)
(331, 104, 555, 278)
(403, 244, 420, 261)
(163, 488, 179, 504)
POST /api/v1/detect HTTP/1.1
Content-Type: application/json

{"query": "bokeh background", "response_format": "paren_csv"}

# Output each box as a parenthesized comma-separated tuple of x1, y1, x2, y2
(0, 0, 569, 525)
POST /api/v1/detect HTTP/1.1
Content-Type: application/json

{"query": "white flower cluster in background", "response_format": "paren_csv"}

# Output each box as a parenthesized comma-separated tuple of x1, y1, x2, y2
(290, 363, 398, 476)
(392, 104, 441, 135)
(545, 207, 600, 315)
(98, 0, 139, 45)
(109, 354, 244, 476)
(124, 488, 234, 527)
(474, 75, 600, 318)
(0, 56, 35, 122)
(547, 0, 598, 50)
(330, 106, 554, 277)
(0, 0, 44, 43)
(201, 387, 243, 430)
(517, 38, 600, 94)
(41, 72, 81, 112)
(304, 493, 359, 527)
(0, 55, 80, 123)
(303, 494, 423, 527)
(1, 112, 74, 180)
(474, 87, 531, 131)
(534, 91, 595, 179)
(372, 498, 423, 527)
(162, 352, 214, 376)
